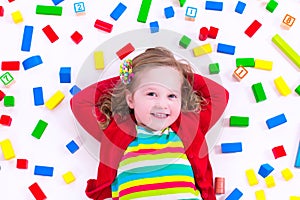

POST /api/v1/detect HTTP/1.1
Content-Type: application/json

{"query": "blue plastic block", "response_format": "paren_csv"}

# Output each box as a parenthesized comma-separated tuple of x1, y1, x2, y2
(217, 43, 236, 55)
(205, 1, 223, 11)
(22, 55, 43, 70)
(225, 188, 243, 200)
(258, 163, 274, 178)
(33, 87, 44, 106)
(66, 140, 79, 154)
(74, 2, 85, 13)
(221, 142, 242, 153)
(185, 7, 197, 18)
(69, 85, 81, 96)
(110, 2, 127, 21)
(59, 67, 71, 83)
(34, 165, 54, 177)
(21, 25, 33, 52)
(266, 113, 287, 129)
(295, 142, 300, 168)
(52, 0, 64, 5)
(149, 21, 159, 33)
(235, 1, 246, 14)
(164, 6, 175, 18)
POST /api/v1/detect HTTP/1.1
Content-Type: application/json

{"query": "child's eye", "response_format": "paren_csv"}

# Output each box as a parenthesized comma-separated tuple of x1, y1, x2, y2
(168, 94, 177, 99)
(147, 92, 156, 97)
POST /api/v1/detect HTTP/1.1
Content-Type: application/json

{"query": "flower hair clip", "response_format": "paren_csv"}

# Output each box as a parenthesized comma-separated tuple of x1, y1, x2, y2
(120, 59, 134, 85)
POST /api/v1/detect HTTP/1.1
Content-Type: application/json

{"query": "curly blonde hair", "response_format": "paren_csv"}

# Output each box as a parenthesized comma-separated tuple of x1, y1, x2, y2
(97, 47, 206, 129)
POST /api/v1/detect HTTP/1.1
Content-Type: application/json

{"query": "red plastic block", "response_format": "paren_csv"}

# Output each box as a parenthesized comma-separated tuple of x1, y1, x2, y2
(8, 0, 14, 2)
(71, 31, 83, 44)
(42, 25, 59, 43)
(0, 115, 12, 126)
(1, 61, 20, 70)
(245, 20, 262, 38)
(272, 145, 287, 159)
(0, 89, 5, 101)
(208, 26, 219, 39)
(94, 19, 113, 33)
(0, 6, 4, 16)
(17, 159, 28, 169)
(199, 27, 209, 41)
(116, 43, 135, 60)
(28, 182, 47, 200)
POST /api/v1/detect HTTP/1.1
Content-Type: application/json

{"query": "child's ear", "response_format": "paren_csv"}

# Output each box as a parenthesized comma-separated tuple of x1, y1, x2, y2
(125, 89, 134, 109)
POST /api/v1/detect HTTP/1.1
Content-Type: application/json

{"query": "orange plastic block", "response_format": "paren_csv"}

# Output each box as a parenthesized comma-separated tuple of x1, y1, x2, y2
(233, 66, 248, 81)
(282, 14, 295, 28)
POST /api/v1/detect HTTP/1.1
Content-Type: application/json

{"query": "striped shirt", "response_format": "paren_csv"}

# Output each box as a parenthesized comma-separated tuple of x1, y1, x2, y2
(111, 126, 202, 200)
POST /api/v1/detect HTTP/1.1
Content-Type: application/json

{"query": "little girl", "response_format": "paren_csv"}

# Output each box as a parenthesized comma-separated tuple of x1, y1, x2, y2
(70, 47, 229, 200)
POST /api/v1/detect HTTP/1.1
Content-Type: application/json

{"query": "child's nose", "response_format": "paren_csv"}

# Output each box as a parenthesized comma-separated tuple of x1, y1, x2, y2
(156, 97, 168, 108)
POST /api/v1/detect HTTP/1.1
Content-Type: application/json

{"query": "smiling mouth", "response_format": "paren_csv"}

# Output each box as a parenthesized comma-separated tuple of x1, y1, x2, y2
(151, 113, 169, 118)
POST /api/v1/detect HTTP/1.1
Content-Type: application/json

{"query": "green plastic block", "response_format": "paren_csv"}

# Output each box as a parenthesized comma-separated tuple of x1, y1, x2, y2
(236, 58, 255, 67)
(295, 85, 300, 95)
(209, 63, 220, 74)
(31, 120, 48, 139)
(266, 0, 278, 13)
(137, 0, 152, 23)
(179, 0, 186, 7)
(36, 5, 63, 16)
(4, 96, 15, 107)
(252, 82, 267, 102)
(179, 35, 191, 49)
(230, 116, 249, 127)
(0, 72, 14, 86)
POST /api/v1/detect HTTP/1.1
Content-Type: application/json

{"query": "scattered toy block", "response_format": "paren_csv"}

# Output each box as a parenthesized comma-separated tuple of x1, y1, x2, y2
(281, 168, 293, 181)
(28, 182, 47, 200)
(282, 14, 296, 29)
(36, 5, 63, 16)
(33, 87, 44, 106)
(1, 61, 20, 71)
(214, 177, 225, 194)
(235, 1, 246, 14)
(31, 119, 48, 139)
(274, 76, 291, 96)
(272, 34, 300, 68)
(254, 59, 273, 70)
(295, 85, 300, 96)
(0, 72, 15, 87)
(69, 85, 81, 96)
(45, 90, 65, 110)
(255, 190, 266, 200)
(0, 115, 12, 126)
(236, 58, 255, 67)
(245, 169, 259, 186)
(265, 175, 275, 188)
(272, 145, 286, 159)
(164, 6, 175, 18)
(11, 10, 23, 23)
(34, 165, 54, 177)
(185, 7, 197, 21)
(42, 25, 59, 43)
(74, 2, 85, 15)
(266, 113, 287, 129)
(0, 89, 5, 101)
(0, 139, 15, 160)
(193, 44, 212, 57)
(116, 43, 135, 60)
(137, 0, 152, 23)
(59, 67, 71, 83)
(209, 63, 220, 74)
(22, 55, 43, 70)
(290, 197, 300, 200)
(8, 0, 15, 2)
(17, 159, 28, 169)
(94, 19, 113, 33)
(208, 26, 219, 39)
(295, 142, 300, 168)
(110, 2, 127, 21)
(66, 140, 79, 154)
(252, 82, 267, 103)
(225, 188, 243, 200)
(258, 163, 274, 178)
(21, 25, 34, 52)
(4, 95, 15, 107)
(205, 1, 223, 11)
(245, 20, 262, 38)
(199, 27, 209, 41)
(179, 0, 186, 7)
(149, 21, 159, 33)
(52, 0, 64, 5)
(266, 0, 278, 13)
(229, 116, 249, 127)
(217, 43, 235, 55)
(179, 35, 191, 49)
(62, 171, 76, 184)
(233, 66, 248, 81)
(71, 31, 83, 44)
(94, 51, 104, 70)
(0, 6, 4, 17)
(221, 142, 242, 153)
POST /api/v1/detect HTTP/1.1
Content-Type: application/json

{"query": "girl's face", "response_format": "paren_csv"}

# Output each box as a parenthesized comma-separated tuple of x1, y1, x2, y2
(126, 66, 182, 131)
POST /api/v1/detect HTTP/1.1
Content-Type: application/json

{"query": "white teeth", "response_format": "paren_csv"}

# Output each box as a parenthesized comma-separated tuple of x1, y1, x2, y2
(152, 113, 168, 118)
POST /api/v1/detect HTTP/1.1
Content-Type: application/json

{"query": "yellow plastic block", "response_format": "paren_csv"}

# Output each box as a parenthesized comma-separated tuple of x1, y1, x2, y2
(62, 171, 76, 184)
(45, 90, 65, 110)
(254, 59, 273, 70)
(281, 168, 293, 181)
(265, 175, 276, 188)
(193, 43, 212, 57)
(11, 10, 23, 24)
(290, 196, 300, 200)
(255, 190, 266, 200)
(274, 76, 292, 96)
(0, 139, 16, 160)
(94, 51, 104, 70)
(245, 169, 259, 186)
